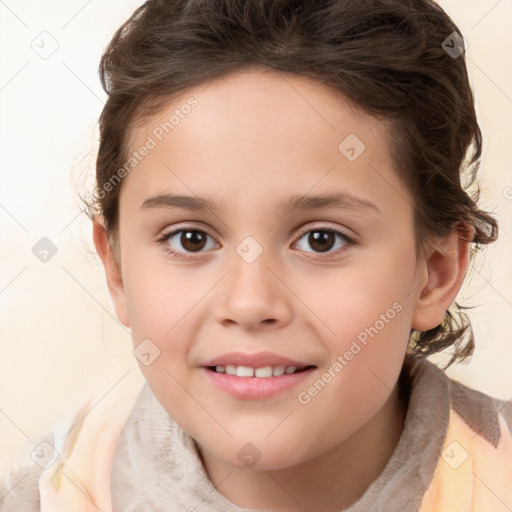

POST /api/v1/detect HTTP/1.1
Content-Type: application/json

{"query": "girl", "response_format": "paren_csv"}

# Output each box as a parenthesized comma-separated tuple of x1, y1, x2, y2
(2, 1, 511, 510)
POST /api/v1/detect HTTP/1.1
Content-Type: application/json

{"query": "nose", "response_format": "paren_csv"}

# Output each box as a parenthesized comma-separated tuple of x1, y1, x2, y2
(214, 251, 293, 331)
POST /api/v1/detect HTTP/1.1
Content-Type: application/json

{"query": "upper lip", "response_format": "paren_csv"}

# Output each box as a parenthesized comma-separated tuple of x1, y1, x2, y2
(202, 351, 315, 370)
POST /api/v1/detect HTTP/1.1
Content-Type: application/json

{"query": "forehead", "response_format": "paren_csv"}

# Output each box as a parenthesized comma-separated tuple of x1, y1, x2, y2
(122, 67, 408, 218)
(128, 66, 386, 154)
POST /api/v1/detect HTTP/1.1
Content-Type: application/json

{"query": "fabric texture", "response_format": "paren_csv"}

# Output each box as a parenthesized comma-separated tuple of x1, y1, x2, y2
(1, 356, 512, 511)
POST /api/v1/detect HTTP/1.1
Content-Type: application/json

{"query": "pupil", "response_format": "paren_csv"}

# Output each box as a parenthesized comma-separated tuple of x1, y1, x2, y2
(181, 231, 206, 252)
(309, 231, 334, 252)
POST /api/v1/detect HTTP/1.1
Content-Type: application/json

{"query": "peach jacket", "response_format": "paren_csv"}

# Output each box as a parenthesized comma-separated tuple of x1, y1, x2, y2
(2, 358, 512, 511)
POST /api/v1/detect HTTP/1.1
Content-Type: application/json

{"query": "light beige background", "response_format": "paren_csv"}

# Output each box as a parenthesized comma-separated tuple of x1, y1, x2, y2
(1, 0, 511, 473)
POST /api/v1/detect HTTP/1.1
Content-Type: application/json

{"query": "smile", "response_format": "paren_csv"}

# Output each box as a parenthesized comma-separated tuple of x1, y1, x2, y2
(208, 364, 314, 377)
(202, 364, 316, 400)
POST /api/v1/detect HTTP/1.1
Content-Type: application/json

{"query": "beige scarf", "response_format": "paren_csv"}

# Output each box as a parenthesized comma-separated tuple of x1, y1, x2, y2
(38, 382, 512, 511)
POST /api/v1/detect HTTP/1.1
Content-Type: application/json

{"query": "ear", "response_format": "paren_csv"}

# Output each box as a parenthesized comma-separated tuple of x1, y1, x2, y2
(92, 216, 130, 327)
(411, 223, 474, 331)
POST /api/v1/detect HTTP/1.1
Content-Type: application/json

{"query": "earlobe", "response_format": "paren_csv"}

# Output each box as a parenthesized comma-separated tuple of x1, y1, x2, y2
(92, 217, 130, 327)
(411, 223, 474, 332)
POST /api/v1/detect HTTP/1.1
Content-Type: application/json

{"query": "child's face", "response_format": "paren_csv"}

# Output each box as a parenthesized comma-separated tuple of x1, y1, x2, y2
(113, 68, 428, 470)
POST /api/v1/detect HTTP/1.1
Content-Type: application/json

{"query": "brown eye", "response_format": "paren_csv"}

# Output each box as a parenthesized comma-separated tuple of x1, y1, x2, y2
(160, 229, 217, 256)
(307, 231, 336, 252)
(180, 230, 208, 252)
(295, 228, 350, 254)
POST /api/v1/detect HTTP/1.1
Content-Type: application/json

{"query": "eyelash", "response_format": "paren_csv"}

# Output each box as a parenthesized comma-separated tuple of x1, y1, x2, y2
(156, 225, 355, 261)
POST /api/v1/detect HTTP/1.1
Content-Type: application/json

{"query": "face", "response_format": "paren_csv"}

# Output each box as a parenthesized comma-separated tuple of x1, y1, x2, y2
(112, 67, 427, 470)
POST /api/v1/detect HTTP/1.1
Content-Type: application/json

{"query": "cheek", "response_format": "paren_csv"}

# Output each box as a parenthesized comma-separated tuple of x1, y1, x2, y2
(122, 254, 210, 386)
(301, 256, 414, 339)
(122, 246, 197, 338)
(296, 254, 415, 393)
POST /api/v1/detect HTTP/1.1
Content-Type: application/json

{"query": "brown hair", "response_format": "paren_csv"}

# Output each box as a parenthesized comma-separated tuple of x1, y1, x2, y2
(85, 0, 498, 369)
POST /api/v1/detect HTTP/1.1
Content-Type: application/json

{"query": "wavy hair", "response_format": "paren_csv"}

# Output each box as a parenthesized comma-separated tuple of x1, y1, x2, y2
(84, 0, 498, 369)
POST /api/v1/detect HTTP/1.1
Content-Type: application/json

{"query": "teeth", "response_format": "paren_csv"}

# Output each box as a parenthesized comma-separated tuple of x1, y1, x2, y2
(214, 364, 301, 377)
(255, 366, 273, 378)
(236, 366, 254, 377)
(273, 365, 285, 376)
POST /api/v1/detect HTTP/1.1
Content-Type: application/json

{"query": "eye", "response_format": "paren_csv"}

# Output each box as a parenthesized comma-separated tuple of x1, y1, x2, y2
(157, 228, 218, 259)
(294, 227, 353, 255)
(157, 225, 354, 260)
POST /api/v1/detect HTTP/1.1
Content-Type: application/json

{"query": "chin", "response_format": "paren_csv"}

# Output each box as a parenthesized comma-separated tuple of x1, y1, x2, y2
(202, 437, 311, 472)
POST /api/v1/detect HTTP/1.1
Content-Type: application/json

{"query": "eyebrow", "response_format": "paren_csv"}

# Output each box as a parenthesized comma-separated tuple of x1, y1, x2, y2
(140, 191, 381, 215)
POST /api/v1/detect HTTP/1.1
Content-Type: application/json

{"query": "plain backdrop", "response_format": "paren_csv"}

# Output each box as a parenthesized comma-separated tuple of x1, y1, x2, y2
(1, 0, 511, 472)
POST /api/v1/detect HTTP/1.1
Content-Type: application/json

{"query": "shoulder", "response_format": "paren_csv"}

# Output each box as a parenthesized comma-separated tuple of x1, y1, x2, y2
(491, 395, 512, 435)
(447, 372, 512, 447)
(1, 382, 142, 511)
(0, 398, 94, 512)
(404, 356, 512, 447)
(0, 432, 52, 511)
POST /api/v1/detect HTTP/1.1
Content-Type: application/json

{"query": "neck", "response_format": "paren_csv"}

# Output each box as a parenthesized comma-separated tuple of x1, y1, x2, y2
(197, 374, 409, 512)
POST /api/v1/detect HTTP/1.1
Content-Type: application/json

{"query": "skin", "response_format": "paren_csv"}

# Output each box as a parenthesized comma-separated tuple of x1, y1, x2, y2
(93, 66, 472, 511)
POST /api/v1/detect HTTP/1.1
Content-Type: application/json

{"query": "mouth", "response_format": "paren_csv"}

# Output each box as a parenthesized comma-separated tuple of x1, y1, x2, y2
(206, 364, 316, 377)
(200, 352, 318, 400)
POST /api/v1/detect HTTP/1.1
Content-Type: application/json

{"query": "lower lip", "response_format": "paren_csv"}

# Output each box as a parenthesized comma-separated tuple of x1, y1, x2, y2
(201, 367, 315, 400)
